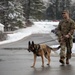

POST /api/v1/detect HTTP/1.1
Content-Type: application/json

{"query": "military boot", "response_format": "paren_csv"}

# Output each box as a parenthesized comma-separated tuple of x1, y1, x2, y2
(66, 53, 71, 64)
(59, 57, 65, 65)
(66, 58, 69, 64)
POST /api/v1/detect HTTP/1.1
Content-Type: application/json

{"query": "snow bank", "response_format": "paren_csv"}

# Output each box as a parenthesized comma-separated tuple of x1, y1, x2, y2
(0, 21, 75, 54)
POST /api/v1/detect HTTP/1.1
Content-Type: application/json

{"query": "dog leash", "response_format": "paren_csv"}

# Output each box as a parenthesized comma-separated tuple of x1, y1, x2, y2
(10, 38, 58, 53)
(38, 38, 58, 44)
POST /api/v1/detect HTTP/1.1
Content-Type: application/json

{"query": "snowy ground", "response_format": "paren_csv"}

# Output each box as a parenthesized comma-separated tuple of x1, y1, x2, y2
(0, 21, 75, 53)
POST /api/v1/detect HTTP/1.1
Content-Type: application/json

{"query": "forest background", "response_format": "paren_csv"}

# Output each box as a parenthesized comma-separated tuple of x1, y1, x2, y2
(0, 0, 75, 31)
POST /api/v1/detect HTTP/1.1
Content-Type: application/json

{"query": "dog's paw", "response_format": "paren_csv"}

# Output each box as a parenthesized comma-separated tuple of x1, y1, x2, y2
(47, 64, 49, 66)
(31, 66, 34, 68)
(47, 64, 50, 66)
(41, 65, 44, 67)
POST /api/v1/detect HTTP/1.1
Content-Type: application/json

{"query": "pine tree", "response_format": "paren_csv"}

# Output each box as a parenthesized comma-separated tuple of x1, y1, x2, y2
(66, 0, 71, 11)
(46, 0, 72, 20)
(0, 0, 10, 31)
(8, 1, 25, 29)
(30, 0, 46, 20)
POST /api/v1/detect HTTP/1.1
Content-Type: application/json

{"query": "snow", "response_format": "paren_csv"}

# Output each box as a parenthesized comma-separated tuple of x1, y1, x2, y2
(0, 23, 4, 32)
(0, 21, 75, 53)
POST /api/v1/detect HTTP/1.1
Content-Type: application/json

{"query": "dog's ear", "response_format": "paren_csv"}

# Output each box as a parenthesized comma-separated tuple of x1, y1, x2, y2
(28, 41, 31, 46)
(32, 41, 34, 47)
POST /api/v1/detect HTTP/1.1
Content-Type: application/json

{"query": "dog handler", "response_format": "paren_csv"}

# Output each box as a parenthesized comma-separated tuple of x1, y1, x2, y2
(57, 10, 75, 65)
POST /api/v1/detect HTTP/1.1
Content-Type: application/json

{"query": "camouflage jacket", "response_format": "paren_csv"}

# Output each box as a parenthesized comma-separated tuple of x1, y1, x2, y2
(57, 18, 75, 39)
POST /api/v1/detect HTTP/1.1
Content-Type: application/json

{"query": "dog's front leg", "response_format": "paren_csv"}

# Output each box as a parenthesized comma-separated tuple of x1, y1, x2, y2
(31, 54, 36, 68)
(41, 55, 44, 67)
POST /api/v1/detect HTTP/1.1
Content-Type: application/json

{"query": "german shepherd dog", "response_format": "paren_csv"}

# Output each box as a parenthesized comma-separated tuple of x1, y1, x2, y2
(27, 41, 60, 68)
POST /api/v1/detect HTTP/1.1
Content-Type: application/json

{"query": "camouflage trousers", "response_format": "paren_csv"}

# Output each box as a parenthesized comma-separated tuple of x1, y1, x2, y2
(59, 38, 73, 59)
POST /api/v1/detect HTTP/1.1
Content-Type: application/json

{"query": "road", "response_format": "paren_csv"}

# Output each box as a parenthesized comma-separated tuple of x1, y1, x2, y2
(0, 33, 75, 75)
(0, 33, 58, 48)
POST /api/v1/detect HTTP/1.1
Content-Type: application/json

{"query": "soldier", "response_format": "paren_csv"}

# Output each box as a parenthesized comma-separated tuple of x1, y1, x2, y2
(57, 10, 75, 65)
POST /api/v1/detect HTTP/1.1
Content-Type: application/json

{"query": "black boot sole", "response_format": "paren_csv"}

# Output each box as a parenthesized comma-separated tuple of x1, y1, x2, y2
(59, 60, 65, 65)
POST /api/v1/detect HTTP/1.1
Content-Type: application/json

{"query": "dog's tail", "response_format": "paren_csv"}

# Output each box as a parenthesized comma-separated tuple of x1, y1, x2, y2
(48, 45, 61, 51)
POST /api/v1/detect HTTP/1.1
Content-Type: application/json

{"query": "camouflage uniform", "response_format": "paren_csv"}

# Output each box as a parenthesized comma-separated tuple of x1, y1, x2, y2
(57, 19, 75, 60)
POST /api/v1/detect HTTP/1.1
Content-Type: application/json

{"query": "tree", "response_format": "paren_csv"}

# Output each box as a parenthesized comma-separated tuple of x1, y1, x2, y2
(30, 0, 46, 20)
(0, 0, 25, 31)
(46, 0, 72, 20)
(46, 4, 55, 20)
(25, 0, 30, 20)
(8, 1, 25, 29)
(0, 0, 13, 31)
(71, 2, 75, 21)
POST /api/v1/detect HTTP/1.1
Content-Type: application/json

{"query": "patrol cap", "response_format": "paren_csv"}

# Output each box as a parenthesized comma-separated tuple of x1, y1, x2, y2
(62, 10, 69, 14)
